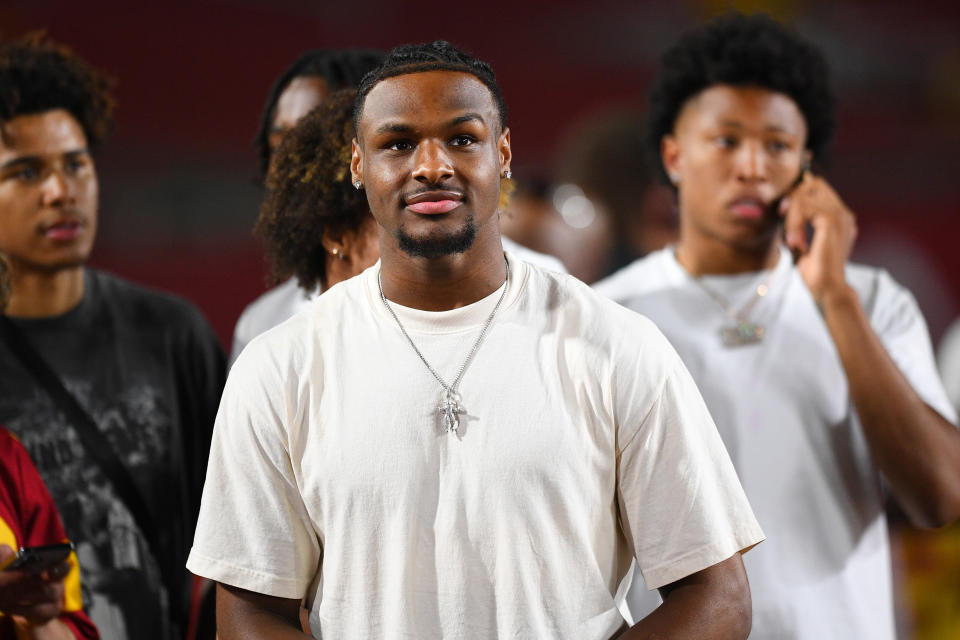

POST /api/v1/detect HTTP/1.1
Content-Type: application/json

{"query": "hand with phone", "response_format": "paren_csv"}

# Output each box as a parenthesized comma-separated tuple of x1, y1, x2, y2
(779, 171, 858, 306)
(0, 543, 71, 624)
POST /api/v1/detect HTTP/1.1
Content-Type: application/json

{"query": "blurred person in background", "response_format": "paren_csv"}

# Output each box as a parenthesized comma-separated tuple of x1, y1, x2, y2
(231, 49, 385, 365)
(254, 88, 379, 335)
(0, 34, 225, 639)
(0, 252, 98, 640)
(500, 174, 612, 282)
(501, 110, 675, 283)
(0, 430, 99, 640)
(595, 13, 960, 639)
(556, 108, 677, 278)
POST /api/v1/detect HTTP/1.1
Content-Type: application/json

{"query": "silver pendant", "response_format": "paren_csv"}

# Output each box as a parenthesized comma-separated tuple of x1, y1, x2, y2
(437, 389, 462, 433)
(720, 322, 764, 347)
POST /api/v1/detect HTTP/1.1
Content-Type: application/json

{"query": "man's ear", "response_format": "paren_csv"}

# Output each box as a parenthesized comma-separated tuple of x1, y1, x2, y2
(661, 135, 681, 185)
(320, 227, 344, 255)
(498, 127, 512, 176)
(350, 138, 363, 186)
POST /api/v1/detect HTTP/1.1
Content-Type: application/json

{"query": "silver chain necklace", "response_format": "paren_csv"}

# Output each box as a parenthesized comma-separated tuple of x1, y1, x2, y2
(691, 267, 779, 347)
(378, 257, 510, 434)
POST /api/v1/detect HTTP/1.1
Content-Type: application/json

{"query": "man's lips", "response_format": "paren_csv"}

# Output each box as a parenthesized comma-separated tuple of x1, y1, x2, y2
(404, 191, 464, 215)
(728, 197, 768, 220)
(42, 220, 85, 241)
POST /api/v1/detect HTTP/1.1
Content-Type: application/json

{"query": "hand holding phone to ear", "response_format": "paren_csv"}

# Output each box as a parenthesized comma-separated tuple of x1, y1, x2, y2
(779, 172, 858, 305)
(0, 543, 70, 625)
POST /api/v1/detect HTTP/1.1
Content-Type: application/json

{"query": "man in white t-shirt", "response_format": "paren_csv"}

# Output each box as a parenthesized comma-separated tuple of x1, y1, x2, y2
(188, 40, 765, 639)
(595, 13, 960, 639)
(230, 51, 565, 367)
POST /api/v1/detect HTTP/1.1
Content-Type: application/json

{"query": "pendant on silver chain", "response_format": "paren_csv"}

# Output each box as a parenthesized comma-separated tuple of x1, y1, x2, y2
(437, 388, 462, 433)
(720, 321, 765, 347)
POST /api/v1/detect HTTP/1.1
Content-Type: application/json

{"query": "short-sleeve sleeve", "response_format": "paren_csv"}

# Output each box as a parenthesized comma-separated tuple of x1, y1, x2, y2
(613, 323, 764, 590)
(865, 270, 958, 425)
(186, 343, 320, 599)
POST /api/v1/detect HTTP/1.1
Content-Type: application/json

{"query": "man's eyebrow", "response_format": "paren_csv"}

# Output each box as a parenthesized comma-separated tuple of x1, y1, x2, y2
(1, 148, 90, 171)
(449, 113, 485, 127)
(0, 155, 41, 170)
(374, 122, 415, 136)
(717, 120, 791, 134)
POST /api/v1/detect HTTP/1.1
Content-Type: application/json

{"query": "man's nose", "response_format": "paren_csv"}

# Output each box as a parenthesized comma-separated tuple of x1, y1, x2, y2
(412, 140, 454, 184)
(40, 170, 72, 207)
(735, 140, 767, 182)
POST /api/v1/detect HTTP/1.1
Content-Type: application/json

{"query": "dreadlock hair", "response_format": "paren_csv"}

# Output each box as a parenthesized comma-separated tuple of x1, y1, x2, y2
(646, 12, 835, 184)
(256, 88, 369, 293)
(0, 32, 114, 147)
(353, 40, 507, 135)
(254, 49, 385, 180)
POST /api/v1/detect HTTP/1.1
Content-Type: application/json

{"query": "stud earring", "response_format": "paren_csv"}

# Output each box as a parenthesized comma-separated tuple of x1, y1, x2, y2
(331, 247, 345, 260)
(503, 170, 512, 180)
(353, 180, 362, 190)
(668, 172, 680, 185)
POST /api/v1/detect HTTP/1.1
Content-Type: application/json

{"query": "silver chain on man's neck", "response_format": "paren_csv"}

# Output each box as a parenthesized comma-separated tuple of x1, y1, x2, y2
(691, 266, 780, 348)
(378, 256, 510, 434)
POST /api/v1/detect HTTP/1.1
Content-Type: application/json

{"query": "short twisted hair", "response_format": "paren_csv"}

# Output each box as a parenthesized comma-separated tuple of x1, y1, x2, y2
(0, 32, 114, 147)
(254, 49, 384, 180)
(256, 89, 369, 292)
(354, 40, 507, 135)
(646, 12, 835, 182)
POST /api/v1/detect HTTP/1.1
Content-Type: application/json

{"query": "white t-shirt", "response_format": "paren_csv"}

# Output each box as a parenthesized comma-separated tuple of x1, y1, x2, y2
(228, 237, 566, 366)
(189, 252, 763, 639)
(595, 246, 958, 640)
(937, 317, 960, 413)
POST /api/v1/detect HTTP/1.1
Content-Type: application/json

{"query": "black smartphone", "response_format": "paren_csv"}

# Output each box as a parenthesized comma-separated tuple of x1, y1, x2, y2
(3, 542, 74, 572)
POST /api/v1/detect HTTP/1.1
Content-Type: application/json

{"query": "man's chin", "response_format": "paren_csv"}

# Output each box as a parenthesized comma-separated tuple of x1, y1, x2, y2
(397, 221, 476, 259)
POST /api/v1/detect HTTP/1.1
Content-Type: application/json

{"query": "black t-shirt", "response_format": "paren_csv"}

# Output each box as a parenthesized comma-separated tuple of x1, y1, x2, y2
(0, 269, 225, 640)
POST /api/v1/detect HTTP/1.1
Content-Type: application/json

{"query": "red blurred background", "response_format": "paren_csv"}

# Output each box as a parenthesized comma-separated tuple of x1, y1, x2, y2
(4, 0, 959, 636)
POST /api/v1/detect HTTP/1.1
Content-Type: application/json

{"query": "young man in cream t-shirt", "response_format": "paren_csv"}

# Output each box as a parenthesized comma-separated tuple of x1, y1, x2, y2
(188, 41, 764, 639)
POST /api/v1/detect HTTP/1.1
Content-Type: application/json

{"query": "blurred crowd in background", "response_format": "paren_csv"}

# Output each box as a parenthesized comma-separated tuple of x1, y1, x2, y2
(2, 0, 959, 637)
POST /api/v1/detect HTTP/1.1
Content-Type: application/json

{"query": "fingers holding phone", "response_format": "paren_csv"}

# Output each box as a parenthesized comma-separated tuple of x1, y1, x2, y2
(778, 172, 858, 303)
(0, 543, 71, 624)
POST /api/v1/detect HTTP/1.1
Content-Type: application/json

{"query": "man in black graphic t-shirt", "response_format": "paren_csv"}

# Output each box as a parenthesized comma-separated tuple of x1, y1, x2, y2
(0, 35, 225, 639)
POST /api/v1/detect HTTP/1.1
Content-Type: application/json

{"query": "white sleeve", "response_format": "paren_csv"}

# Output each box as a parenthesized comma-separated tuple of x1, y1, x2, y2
(228, 308, 255, 369)
(186, 342, 320, 598)
(867, 270, 958, 425)
(614, 323, 764, 590)
(937, 319, 960, 414)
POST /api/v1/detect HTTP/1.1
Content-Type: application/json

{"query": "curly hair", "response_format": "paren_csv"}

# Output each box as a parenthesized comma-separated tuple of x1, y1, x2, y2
(256, 88, 369, 293)
(354, 40, 507, 135)
(646, 12, 835, 183)
(0, 32, 115, 147)
(254, 50, 384, 181)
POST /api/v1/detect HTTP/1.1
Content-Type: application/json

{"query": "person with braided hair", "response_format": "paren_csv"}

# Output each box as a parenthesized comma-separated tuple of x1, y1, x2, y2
(190, 40, 762, 639)
(232, 50, 565, 366)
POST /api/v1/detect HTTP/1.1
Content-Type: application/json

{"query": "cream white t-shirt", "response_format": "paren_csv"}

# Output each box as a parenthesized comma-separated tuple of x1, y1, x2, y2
(228, 237, 566, 367)
(937, 317, 960, 414)
(595, 246, 958, 640)
(189, 253, 763, 639)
